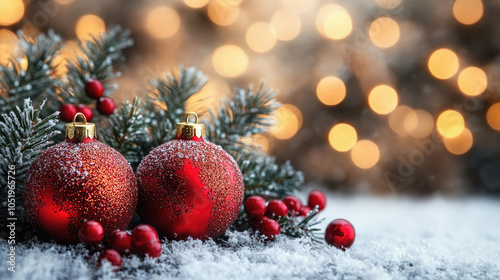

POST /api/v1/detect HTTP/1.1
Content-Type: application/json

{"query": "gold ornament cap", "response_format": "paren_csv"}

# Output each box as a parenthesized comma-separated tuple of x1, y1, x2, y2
(65, 113, 96, 142)
(176, 112, 205, 140)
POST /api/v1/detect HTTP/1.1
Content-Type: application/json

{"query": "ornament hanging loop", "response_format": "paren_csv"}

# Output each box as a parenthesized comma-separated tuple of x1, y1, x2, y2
(66, 112, 96, 142)
(176, 112, 205, 140)
(73, 112, 87, 124)
(186, 112, 199, 124)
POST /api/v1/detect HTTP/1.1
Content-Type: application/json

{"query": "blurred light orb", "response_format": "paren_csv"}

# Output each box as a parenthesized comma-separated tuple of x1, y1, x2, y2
(486, 103, 500, 131)
(368, 85, 398, 115)
(436, 110, 465, 138)
(458, 66, 487, 96)
(281, 0, 314, 14)
(187, 79, 229, 112)
(212, 45, 248, 78)
(444, 127, 473, 155)
(183, 0, 209, 9)
(246, 22, 277, 53)
(328, 123, 357, 152)
(351, 140, 380, 169)
(53, 40, 80, 76)
(428, 48, 459, 79)
(316, 4, 352, 40)
(208, 1, 239, 26)
(0, 0, 24, 26)
(369, 17, 400, 49)
(0, 29, 18, 65)
(389, 105, 413, 135)
(145, 6, 180, 39)
(76, 14, 106, 41)
(271, 104, 302, 140)
(404, 109, 434, 138)
(53, 0, 75, 5)
(375, 0, 402, 10)
(316, 76, 346, 106)
(453, 0, 483, 25)
(271, 10, 301, 41)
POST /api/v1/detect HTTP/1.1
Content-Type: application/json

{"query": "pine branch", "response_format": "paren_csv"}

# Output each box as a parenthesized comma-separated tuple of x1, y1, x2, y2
(278, 208, 324, 243)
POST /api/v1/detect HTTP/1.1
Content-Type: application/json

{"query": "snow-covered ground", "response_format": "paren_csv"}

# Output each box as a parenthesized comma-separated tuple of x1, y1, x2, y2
(2, 194, 500, 280)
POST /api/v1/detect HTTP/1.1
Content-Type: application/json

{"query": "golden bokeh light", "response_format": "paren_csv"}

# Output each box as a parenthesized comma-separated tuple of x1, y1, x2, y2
(246, 22, 277, 53)
(486, 103, 500, 131)
(183, 0, 209, 9)
(0, 29, 18, 65)
(145, 6, 180, 39)
(388, 106, 413, 135)
(328, 123, 357, 152)
(316, 4, 352, 40)
(53, 0, 75, 5)
(281, 0, 314, 13)
(316, 76, 346, 106)
(207, 0, 239, 26)
(75, 14, 106, 41)
(453, 0, 483, 25)
(369, 17, 400, 49)
(436, 109, 465, 138)
(53, 40, 80, 76)
(0, 0, 25, 26)
(368, 85, 398, 115)
(375, 0, 403, 10)
(444, 127, 473, 155)
(457, 66, 487, 96)
(428, 48, 459, 80)
(271, 104, 302, 140)
(351, 140, 380, 169)
(187, 79, 229, 112)
(404, 109, 434, 138)
(270, 10, 301, 41)
(212, 44, 248, 78)
(241, 134, 270, 152)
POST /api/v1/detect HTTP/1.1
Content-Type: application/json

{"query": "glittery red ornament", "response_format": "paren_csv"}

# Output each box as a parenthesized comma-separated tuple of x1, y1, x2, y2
(84, 79, 104, 99)
(136, 112, 244, 241)
(23, 113, 137, 243)
(325, 219, 355, 250)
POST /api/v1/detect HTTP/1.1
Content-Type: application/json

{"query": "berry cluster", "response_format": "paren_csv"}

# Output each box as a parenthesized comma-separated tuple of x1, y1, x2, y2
(78, 221, 162, 271)
(59, 79, 115, 122)
(243, 190, 327, 240)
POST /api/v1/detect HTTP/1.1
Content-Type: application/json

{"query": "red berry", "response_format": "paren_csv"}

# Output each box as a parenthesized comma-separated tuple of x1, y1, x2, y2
(97, 249, 122, 270)
(299, 206, 312, 217)
(132, 224, 159, 249)
(76, 104, 93, 122)
(283, 195, 302, 215)
(256, 217, 280, 240)
(78, 220, 104, 247)
(325, 219, 355, 250)
(244, 196, 267, 219)
(265, 199, 288, 218)
(108, 230, 132, 254)
(135, 239, 162, 258)
(96, 97, 115, 115)
(84, 79, 104, 99)
(308, 190, 326, 211)
(59, 103, 77, 122)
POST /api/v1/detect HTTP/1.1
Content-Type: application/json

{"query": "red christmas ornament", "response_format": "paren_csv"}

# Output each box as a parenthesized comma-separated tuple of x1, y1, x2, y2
(135, 239, 162, 258)
(84, 79, 104, 99)
(76, 104, 93, 122)
(255, 216, 280, 240)
(78, 220, 104, 248)
(131, 224, 158, 249)
(299, 206, 311, 217)
(136, 112, 244, 240)
(283, 195, 302, 215)
(244, 196, 267, 219)
(59, 103, 78, 122)
(265, 199, 288, 218)
(98, 249, 122, 270)
(308, 190, 326, 211)
(108, 230, 132, 254)
(23, 113, 137, 243)
(325, 219, 355, 250)
(96, 97, 115, 115)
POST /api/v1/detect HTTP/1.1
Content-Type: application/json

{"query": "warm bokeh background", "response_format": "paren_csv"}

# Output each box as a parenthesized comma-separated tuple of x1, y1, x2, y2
(2, 0, 500, 195)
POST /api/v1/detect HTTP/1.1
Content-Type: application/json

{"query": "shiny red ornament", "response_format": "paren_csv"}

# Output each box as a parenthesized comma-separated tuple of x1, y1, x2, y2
(283, 195, 302, 215)
(59, 103, 78, 122)
(244, 196, 267, 219)
(265, 199, 288, 218)
(308, 190, 326, 211)
(255, 216, 280, 240)
(96, 97, 115, 115)
(135, 239, 162, 258)
(325, 219, 355, 250)
(78, 220, 104, 247)
(76, 104, 93, 122)
(23, 113, 137, 243)
(136, 112, 244, 240)
(299, 206, 311, 217)
(131, 224, 158, 249)
(108, 230, 132, 254)
(98, 249, 122, 270)
(84, 79, 104, 99)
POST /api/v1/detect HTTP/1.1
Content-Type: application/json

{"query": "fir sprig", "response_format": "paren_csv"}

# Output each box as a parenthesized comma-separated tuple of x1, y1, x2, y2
(278, 208, 323, 243)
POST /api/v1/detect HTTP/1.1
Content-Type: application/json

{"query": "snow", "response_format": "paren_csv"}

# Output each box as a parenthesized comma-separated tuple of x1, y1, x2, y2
(2, 193, 500, 280)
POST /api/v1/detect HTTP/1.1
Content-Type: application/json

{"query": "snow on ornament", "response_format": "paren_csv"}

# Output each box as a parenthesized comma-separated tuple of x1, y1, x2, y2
(23, 113, 137, 243)
(136, 112, 244, 240)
